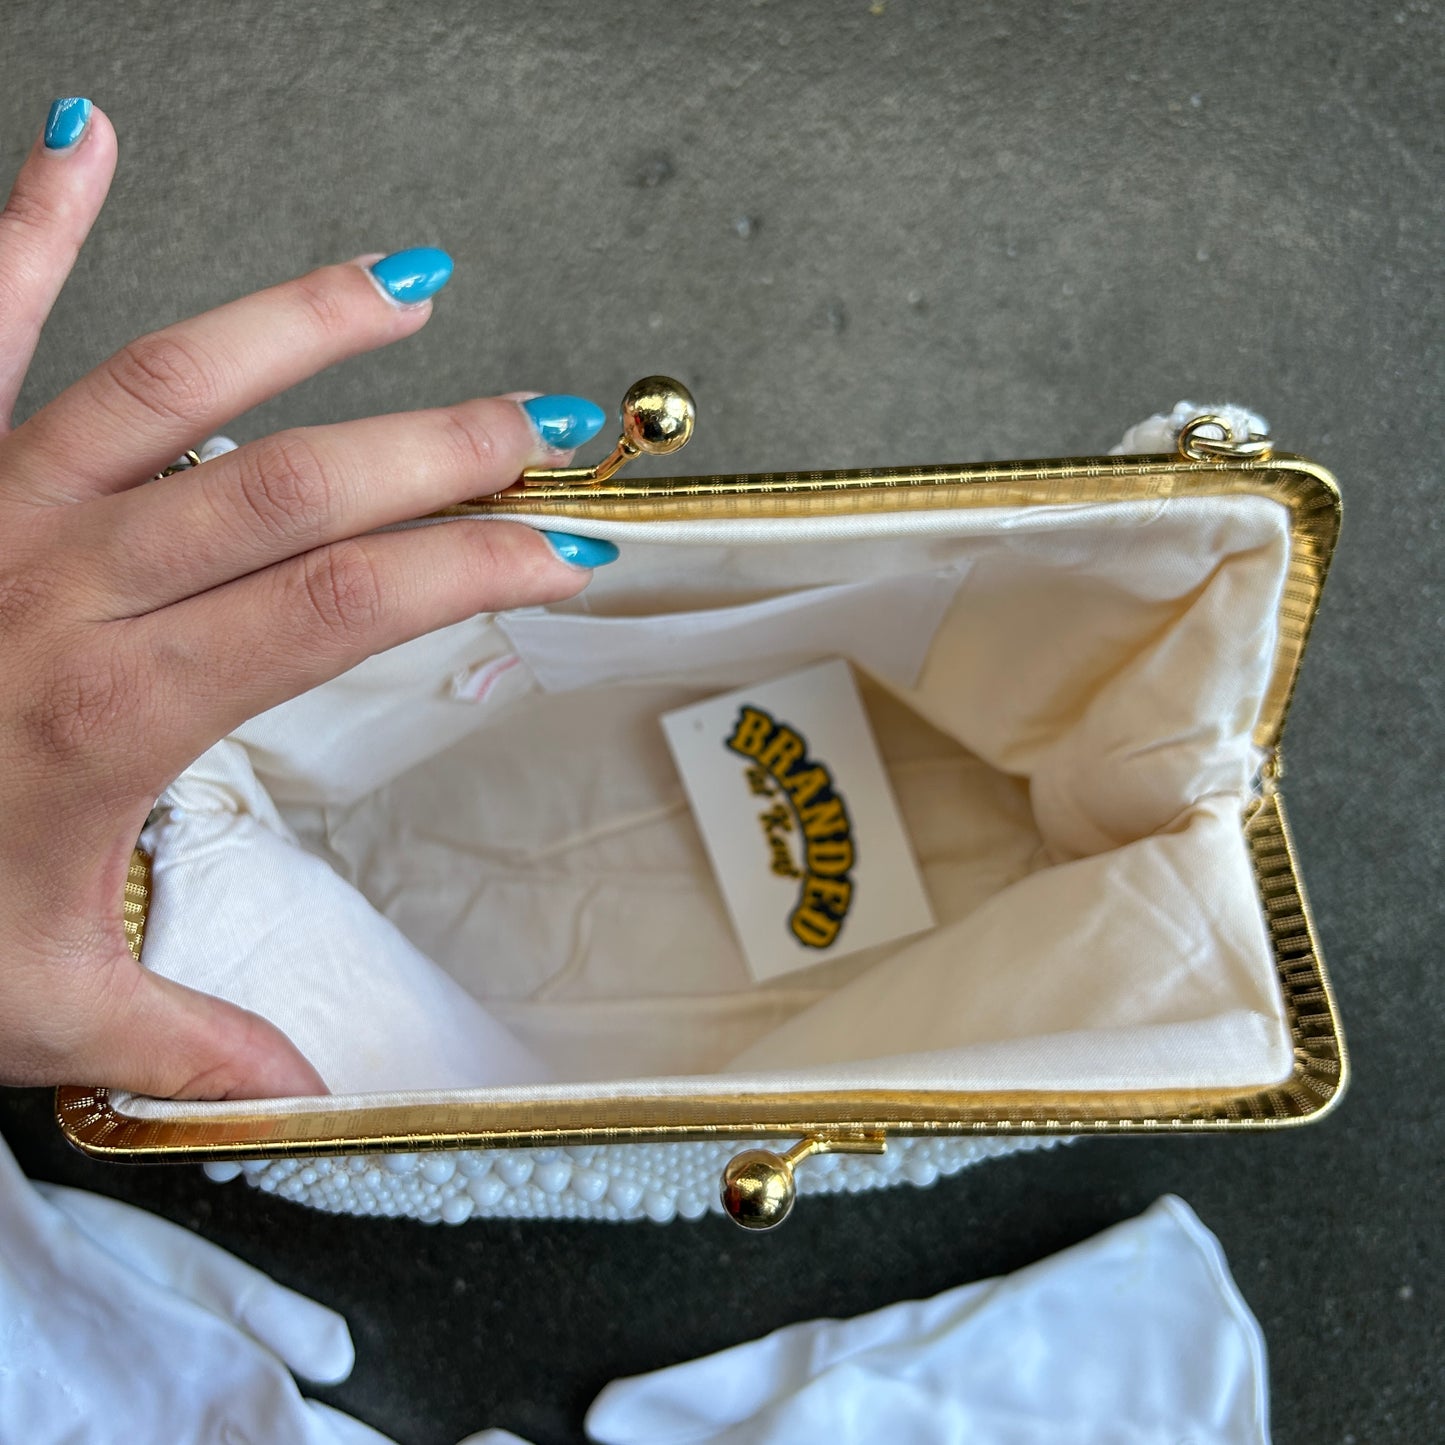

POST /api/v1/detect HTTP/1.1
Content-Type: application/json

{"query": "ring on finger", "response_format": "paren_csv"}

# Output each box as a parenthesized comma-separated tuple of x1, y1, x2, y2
(149, 448, 205, 482)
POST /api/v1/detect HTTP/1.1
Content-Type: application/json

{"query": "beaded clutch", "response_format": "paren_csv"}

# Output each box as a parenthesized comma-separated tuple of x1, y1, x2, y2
(56, 382, 1344, 1228)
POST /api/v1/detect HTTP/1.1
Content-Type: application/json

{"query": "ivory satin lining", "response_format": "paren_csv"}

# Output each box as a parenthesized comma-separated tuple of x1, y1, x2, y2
(124, 494, 1294, 1117)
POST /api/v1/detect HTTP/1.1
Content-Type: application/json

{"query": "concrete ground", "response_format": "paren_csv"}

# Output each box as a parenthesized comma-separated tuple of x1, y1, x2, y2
(2, 2, 1440, 1440)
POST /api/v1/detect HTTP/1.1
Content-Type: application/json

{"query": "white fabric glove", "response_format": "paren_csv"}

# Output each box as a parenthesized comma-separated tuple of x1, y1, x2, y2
(585, 1195, 1270, 1445)
(3, 1134, 1268, 1445)
(0, 1132, 395, 1445)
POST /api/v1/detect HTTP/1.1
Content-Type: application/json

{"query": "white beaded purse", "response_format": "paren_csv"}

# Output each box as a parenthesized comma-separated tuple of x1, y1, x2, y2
(58, 389, 1344, 1227)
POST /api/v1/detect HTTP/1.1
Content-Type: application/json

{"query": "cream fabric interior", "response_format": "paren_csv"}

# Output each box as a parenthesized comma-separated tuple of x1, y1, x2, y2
(125, 486, 1296, 1117)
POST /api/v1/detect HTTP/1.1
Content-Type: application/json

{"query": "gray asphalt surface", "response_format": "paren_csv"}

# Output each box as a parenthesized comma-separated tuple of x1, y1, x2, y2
(2, 3, 1441, 1441)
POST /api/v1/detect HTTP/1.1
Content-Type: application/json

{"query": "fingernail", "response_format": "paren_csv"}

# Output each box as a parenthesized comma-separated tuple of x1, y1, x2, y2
(368, 246, 454, 305)
(542, 531, 620, 569)
(521, 395, 608, 451)
(44, 97, 92, 151)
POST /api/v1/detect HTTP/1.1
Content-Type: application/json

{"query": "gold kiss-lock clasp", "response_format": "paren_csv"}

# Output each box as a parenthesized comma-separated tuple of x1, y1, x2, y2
(721, 1132, 888, 1230)
(521, 375, 696, 486)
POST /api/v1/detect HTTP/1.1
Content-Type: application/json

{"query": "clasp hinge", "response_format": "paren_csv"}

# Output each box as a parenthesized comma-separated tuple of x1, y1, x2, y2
(1177, 413, 1275, 463)
(1244, 747, 1284, 825)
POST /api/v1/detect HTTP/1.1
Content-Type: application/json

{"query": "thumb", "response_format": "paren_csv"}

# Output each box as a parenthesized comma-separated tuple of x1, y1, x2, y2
(75, 964, 326, 1100)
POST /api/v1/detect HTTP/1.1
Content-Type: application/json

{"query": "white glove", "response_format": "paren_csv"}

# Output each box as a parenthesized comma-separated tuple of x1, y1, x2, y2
(0, 1132, 395, 1445)
(585, 1195, 1269, 1445)
(4, 1120, 1268, 1445)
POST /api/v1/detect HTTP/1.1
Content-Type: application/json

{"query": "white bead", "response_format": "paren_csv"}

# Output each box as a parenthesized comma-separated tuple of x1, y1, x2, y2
(571, 1168, 608, 1203)
(904, 1157, 939, 1187)
(441, 1195, 474, 1225)
(468, 1174, 506, 1208)
(495, 1154, 533, 1188)
(643, 1191, 676, 1224)
(203, 1162, 243, 1183)
(422, 1156, 456, 1186)
(238, 1135, 1037, 1220)
(198, 435, 238, 461)
(534, 1161, 572, 1195)
(608, 1177, 644, 1212)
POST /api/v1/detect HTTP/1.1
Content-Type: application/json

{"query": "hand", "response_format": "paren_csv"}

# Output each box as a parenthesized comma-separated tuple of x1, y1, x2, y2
(0, 99, 612, 1100)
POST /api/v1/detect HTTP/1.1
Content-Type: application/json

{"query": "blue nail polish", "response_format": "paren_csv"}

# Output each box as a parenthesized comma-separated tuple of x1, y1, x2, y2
(368, 247, 454, 304)
(44, 97, 91, 150)
(542, 531, 620, 568)
(521, 395, 608, 451)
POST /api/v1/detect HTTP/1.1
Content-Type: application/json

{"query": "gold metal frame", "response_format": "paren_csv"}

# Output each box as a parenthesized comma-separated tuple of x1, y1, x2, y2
(56, 444, 1345, 1163)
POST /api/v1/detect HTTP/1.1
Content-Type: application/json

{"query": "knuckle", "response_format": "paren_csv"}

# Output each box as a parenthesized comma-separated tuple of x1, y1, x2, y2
(0, 565, 53, 631)
(108, 331, 221, 426)
(438, 407, 505, 478)
(0, 178, 56, 241)
(0, 266, 27, 324)
(23, 641, 141, 765)
(458, 520, 579, 602)
(288, 269, 354, 340)
(298, 542, 386, 642)
(462, 521, 512, 580)
(0, 269, 33, 336)
(233, 432, 332, 539)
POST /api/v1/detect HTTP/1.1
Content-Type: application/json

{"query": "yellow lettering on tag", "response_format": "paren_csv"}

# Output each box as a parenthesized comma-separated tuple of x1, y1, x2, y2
(802, 876, 852, 914)
(759, 727, 806, 776)
(782, 765, 830, 809)
(725, 702, 858, 951)
(799, 797, 848, 840)
(791, 907, 842, 947)
(806, 837, 854, 877)
(744, 765, 775, 797)
(727, 707, 774, 759)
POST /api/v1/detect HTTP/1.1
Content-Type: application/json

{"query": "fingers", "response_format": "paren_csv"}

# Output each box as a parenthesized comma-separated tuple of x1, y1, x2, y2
(10, 247, 452, 502)
(139, 517, 598, 756)
(84, 394, 592, 614)
(0, 99, 117, 427)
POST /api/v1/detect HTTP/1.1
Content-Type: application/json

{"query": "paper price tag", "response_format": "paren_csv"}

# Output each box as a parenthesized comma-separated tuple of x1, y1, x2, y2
(661, 659, 935, 981)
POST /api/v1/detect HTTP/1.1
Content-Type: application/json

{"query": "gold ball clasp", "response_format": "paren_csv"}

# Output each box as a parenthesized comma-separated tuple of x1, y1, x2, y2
(519, 374, 697, 486)
(720, 1148, 797, 1230)
(620, 375, 696, 456)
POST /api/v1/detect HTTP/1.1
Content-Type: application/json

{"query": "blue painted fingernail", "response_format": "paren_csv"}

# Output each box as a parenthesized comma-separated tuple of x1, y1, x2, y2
(521, 395, 608, 451)
(542, 531, 619, 568)
(44, 97, 91, 151)
(368, 247, 454, 305)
